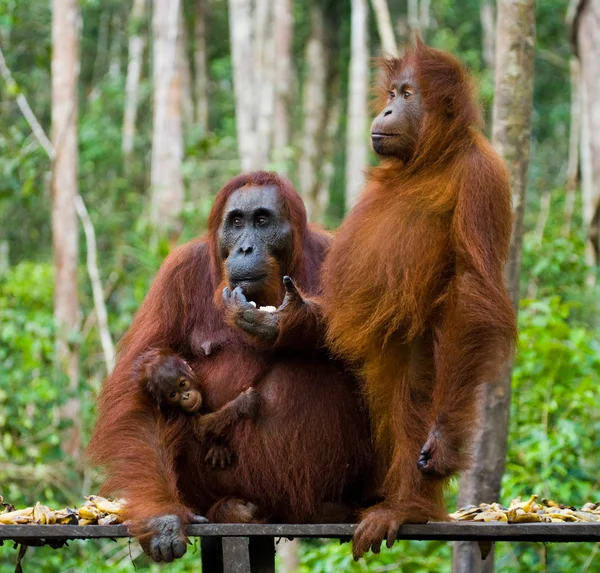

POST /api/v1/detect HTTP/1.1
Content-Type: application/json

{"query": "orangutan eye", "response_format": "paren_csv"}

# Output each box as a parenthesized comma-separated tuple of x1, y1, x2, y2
(257, 216, 269, 227)
(169, 391, 177, 399)
(388, 91, 395, 100)
(179, 379, 187, 388)
(403, 90, 412, 99)
(232, 217, 243, 227)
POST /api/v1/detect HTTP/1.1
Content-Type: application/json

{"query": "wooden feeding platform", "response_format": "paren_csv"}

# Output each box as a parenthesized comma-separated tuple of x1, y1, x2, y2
(3, 522, 600, 572)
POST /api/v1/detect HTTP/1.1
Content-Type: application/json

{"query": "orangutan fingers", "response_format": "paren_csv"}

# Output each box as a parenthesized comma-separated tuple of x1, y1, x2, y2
(283, 276, 299, 297)
(417, 446, 433, 472)
(280, 276, 303, 309)
(231, 286, 247, 302)
(386, 521, 401, 548)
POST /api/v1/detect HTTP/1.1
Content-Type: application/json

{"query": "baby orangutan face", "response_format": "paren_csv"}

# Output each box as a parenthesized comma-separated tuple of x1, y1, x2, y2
(164, 376, 203, 413)
(144, 353, 204, 414)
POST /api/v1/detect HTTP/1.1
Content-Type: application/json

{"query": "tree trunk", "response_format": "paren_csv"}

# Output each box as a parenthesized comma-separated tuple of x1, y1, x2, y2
(229, 0, 258, 171)
(194, 0, 209, 131)
(122, 0, 146, 158)
(277, 538, 300, 573)
(51, 0, 81, 458)
(315, 82, 342, 223)
(180, 9, 194, 125)
(108, 10, 123, 79)
(452, 1, 536, 572)
(272, 0, 292, 166)
(408, 0, 420, 36)
(480, 0, 496, 71)
(563, 57, 580, 236)
(299, 6, 327, 219)
(345, 0, 369, 211)
(420, 0, 431, 32)
(255, 0, 275, 168)
(574, 0, 600, 267)
(150, 0, 185, 235)
(370, 0, 398, 56)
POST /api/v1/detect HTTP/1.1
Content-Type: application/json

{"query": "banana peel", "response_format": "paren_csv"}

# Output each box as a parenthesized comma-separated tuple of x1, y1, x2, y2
(451, 495, 600, 523)
(0, 496, 125, 526)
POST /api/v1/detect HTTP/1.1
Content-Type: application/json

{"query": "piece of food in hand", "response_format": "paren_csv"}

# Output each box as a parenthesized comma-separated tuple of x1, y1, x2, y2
(258, 306, 277, 312)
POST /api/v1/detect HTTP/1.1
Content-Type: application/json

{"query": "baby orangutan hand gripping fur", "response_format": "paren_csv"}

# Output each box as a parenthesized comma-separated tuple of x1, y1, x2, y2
(139, 349, 260, 469)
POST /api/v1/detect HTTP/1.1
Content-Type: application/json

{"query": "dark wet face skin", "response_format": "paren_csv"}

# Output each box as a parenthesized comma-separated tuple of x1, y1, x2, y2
(371, 66, 424, 161)
(218, 185, 293, 301)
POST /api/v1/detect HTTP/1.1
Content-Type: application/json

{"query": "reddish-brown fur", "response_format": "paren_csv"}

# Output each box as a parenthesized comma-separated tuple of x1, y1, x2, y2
(321, 41, 518, 556)
(135, 348, 259, 469)
(87, 172, 373, 535)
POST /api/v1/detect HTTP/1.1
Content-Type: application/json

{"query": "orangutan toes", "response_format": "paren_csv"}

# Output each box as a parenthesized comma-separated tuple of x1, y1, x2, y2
(205, 444, 234, 469)
(352, 505, 404, 560)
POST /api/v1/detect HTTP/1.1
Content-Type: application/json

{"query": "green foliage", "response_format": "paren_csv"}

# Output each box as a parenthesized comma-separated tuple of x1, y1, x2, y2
(297, 539, 451, 573)
(1, 0, 599, 571)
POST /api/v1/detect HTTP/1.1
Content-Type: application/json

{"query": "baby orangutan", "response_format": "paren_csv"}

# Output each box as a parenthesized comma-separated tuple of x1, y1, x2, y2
(139, 349, 260, 469)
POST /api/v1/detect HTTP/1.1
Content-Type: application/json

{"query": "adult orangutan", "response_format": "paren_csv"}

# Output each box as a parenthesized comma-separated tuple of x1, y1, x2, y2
(87, 172, 373, 562)
(321, 39, 517, 558)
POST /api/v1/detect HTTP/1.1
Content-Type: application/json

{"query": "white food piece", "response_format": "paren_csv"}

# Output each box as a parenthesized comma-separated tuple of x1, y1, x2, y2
(249, 301, 257, 307)
(259, 306, 277, 313)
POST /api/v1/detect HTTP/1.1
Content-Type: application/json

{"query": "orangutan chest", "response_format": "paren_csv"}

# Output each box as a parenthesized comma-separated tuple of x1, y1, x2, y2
(192, 347, 268, 410)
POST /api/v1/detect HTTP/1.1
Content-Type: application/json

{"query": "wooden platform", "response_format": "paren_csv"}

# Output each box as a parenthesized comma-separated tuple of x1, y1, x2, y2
(2, 522, 600, 572)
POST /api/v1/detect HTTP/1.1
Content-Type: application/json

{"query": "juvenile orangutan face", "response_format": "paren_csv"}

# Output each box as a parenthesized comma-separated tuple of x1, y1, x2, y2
(154, 356, 203, 413)
(164, 377, 202, 413)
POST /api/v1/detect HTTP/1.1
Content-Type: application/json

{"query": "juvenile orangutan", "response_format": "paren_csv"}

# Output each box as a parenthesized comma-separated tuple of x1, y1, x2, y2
(138, 349, 260, 469)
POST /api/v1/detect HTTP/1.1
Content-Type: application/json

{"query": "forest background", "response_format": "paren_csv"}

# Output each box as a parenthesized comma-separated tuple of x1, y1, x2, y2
(1, 0, 600, 572)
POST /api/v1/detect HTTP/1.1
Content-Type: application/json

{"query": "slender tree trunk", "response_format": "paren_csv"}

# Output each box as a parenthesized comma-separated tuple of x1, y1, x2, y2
(150, 0, 185, 235)
(122, 0, 146, 158)
(255, 0, 275, 167)
(229, 0, 258, 171)
(563, 57, 580, 236)
(108, 11, 123, 79)
(0, 241, 8, 277)
(408, 0, 420, 36)
(194, 0, 209, 131)
(420, 0, 431, 32)
(452, 1, 536, 572)
(52, 0, 81, 458)
(277, 538, 300, 573)
(574, 0, 600, 268)
(299, 6, 327, 218)
(180, 9, 195, 125)
(345, 0, 369, 211)
(272, 0, 292, 166)
(370, 0, 398, 56)
(480, 0, 496, 71)
(315, 82, 342, 223)
(92, 10, 110, 88)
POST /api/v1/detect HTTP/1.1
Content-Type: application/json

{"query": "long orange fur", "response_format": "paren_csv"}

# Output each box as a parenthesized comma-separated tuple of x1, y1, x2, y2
(321, 40, 518, 552)
(86, 172, 373, 535)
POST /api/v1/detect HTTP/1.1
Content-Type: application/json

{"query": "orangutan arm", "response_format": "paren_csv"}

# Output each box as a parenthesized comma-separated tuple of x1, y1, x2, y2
(87, 241, 211, 561)
(418, 147, 517, 477)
